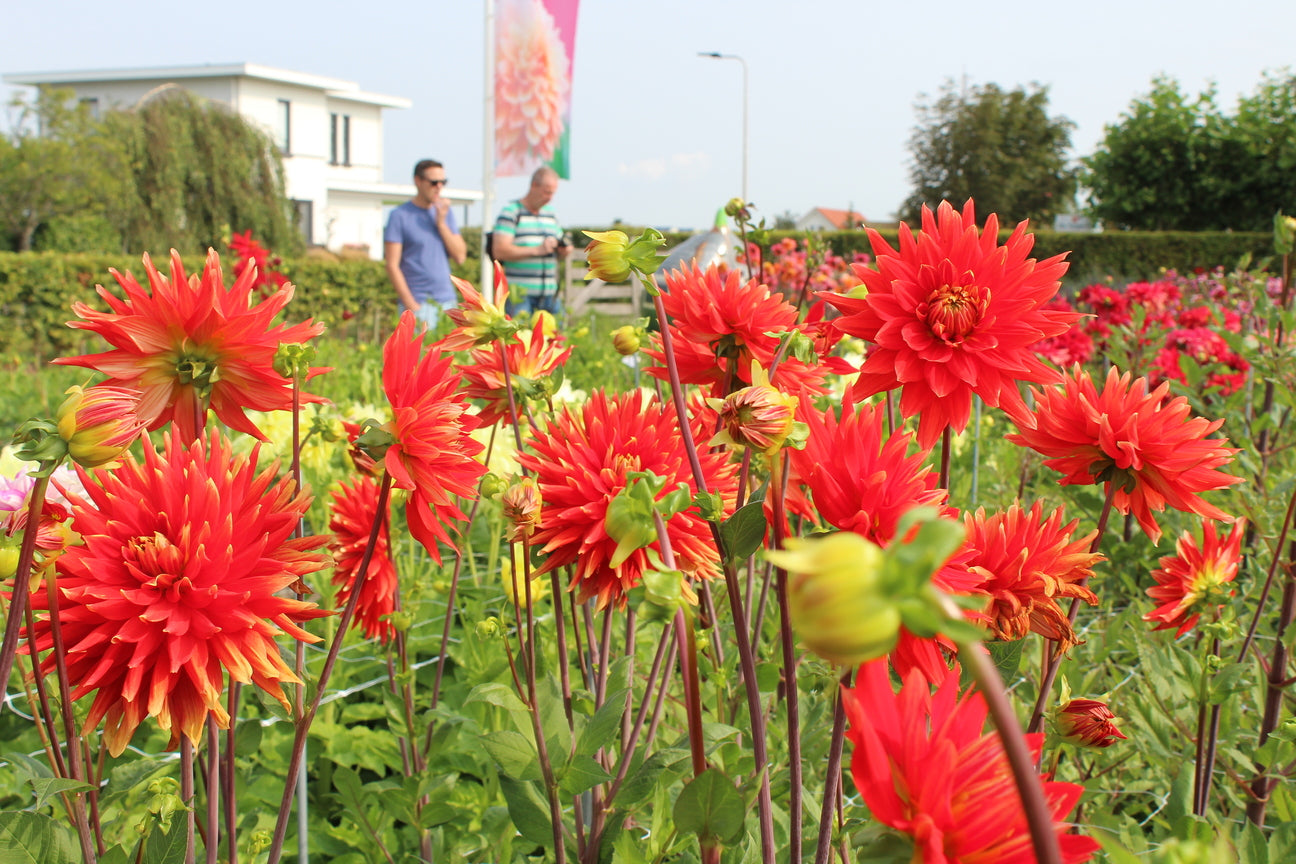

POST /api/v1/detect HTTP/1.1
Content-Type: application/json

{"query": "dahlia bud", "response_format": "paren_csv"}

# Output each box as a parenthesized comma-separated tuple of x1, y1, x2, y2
(582, 228, 665, 282)
(55, 385, 146, 469)
(765, 532, 901, 665)
(611, 325, 641, 356)
(709, 364, 802, 455)
(1055, 698, 1127, 748)
(479, 472, 509, 499)
(502, 476, 542, 541)
(443, 275, 518, 349)
(724, 198, 751, 222)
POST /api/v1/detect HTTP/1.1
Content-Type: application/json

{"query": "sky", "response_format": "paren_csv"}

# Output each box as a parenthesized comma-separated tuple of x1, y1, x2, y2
(5, 0, 1295, 231)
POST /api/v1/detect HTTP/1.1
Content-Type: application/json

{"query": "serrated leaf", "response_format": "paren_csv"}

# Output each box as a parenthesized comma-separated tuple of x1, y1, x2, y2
(576, 688, 628, 757)
(498, 777, 553, 848)
(559, 755, 614, 796)
(0, 811, 80, 864)
(482, 730, 541, 781)
(612, 748, 691, 809)
(28, 778, 92, 813)
(672, 769, 745, 846)
(721, 501, 767, 563)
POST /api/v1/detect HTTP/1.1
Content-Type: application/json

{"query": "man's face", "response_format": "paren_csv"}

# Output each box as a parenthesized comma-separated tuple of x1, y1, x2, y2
(531, 176, 558, 207)
(416, 167, 447, 201)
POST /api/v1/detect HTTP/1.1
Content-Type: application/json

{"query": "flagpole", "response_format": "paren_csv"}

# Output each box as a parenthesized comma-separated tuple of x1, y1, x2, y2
(482, 0, 496, 290)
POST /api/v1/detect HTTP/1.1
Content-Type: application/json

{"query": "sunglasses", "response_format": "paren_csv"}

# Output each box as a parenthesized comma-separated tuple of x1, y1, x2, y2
(420, 177, 448, 186)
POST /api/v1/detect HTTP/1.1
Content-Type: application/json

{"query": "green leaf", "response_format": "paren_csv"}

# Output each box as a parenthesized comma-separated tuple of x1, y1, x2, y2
(498, 777, 553, 848)
(465, 682, 530, 716)
(0, 811, 80, 864)
(27, 779, 92, 813)
(721, 501, 767, 563)
(612, 748, 691, 809)
(481, 730, 542, 781)
(987, 638, 1024, 682)
(576, 688, 628, 757)
(142, 824, 188, 864)
(559, 755, 614, 796)
(672, 769, 746, 846)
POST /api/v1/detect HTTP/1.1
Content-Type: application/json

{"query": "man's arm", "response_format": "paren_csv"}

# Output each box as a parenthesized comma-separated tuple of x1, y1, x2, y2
(384, 241, 420, 311)
(434, 200, 467, 265)
(492, 230, 558, 261)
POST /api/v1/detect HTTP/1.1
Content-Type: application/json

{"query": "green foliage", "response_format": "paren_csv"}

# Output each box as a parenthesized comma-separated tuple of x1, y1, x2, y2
(0, 88, 131, 252)
(1085, 71, 1296, 230)
(901, 80, 1078, 224)
(0, 86, 299, 255)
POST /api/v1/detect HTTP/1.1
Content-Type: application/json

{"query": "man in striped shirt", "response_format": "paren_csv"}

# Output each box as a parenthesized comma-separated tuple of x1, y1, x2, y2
(491, 166, 570, 316)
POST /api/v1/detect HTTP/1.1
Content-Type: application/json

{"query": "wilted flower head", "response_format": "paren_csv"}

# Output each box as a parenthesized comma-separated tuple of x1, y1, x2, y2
(1055, 698, 1127, 748)
(56, 384, 146, 469)
(26, 430, 329, 755)
(1145, 519, 1245, 636)
(55, 249, 327, 442)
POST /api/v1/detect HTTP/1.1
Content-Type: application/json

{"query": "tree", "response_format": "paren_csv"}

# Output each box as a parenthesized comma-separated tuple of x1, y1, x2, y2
(1084, 72, 1296, 231)
(106, 89, 301, 255)
(900, 81, 1077, 225)
(0, 88, 130, 251)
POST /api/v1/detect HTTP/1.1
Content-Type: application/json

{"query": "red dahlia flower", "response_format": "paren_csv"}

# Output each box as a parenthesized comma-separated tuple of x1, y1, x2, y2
(382, 312, 487, 561)
(457, 317, 572, 426)
(644, 263, 836, 396)
(1056, 698, 1127, 748)
(56, 250, 327, 442)
(519, 390, 736, 609)
(844, 659, 1098, 864)
(27, 430, 329, 756)
(1008, 366, 1242, 544)
(964, 502, 1102, 650)
(826, 200, 1077, 448)
(1145, 519, 1245, 636)
(329, 476, 398, 642)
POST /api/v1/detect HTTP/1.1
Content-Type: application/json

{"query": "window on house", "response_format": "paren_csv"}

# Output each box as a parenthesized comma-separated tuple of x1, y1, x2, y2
(293, 199, 313, 245)
(274, 99, 291, 153)
(79, 97, 100, 120)
(330, 113, 351, 166)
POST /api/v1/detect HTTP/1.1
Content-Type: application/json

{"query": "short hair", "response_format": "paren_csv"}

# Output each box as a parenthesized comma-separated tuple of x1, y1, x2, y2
(414, 159, 444, 178)
(531, 166, 558, 186)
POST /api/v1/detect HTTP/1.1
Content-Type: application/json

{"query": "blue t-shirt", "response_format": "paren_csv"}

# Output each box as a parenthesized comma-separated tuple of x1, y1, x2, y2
(384, 201, 459, 304)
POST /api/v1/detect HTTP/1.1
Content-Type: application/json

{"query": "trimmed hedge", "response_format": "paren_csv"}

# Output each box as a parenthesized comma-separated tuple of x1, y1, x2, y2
(0, 229, 1276, 361)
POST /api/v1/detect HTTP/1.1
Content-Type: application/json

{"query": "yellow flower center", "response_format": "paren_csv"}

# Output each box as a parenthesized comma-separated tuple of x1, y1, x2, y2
(925, 282, 988, 344)
(126, 533, 191, 598)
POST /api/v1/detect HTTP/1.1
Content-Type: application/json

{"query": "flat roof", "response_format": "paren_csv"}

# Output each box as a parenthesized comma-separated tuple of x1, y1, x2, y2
(4, 62, 410, 108)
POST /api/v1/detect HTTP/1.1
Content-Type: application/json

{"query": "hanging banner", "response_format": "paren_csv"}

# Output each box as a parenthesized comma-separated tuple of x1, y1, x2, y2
(494, 0, 578, 178)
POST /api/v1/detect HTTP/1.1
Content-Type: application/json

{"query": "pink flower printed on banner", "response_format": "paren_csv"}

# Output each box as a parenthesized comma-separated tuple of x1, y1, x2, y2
(496, 0, 571, 175)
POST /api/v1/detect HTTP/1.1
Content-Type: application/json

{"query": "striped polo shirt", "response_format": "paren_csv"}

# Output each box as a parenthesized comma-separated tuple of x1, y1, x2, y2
(494, 200, 562, 296)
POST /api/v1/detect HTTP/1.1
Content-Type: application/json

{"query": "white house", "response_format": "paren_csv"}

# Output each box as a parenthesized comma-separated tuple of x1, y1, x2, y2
(795, 207, 867, 232)
(3, 63, 481, 259)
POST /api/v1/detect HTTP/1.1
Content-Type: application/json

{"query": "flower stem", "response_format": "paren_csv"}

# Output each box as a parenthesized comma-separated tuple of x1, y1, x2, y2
(1026, 483, 1117, 734)
(950, 604, 1063, 864)
(768, 451, 803, 858)
(265, 474, 393, 864)
(181, 736, 197, 864)
(0, 473, 51, 708)
(649, 282, 776, 864)
(814, 670, 851, 864)
(1246, 561, 1296, 825)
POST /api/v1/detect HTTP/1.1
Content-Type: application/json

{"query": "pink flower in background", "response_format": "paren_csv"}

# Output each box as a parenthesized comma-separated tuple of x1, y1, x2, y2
(496, 0, 571, 175)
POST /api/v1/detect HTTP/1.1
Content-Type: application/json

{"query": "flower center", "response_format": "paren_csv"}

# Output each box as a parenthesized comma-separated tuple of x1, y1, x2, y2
(125, 533, 191, 598)
(925, 283, 988, 344)
(175, 350, 222, 397)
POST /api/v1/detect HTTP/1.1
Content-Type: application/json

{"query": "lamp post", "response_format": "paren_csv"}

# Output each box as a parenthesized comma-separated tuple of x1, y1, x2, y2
(697, 51, 748, 204)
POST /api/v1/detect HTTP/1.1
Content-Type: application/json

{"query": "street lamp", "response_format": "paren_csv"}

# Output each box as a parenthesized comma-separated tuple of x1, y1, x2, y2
(697, 51, 748, 204)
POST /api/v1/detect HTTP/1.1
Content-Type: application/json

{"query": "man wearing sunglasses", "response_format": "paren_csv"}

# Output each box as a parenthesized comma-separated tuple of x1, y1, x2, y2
(384, 159, 467, 328)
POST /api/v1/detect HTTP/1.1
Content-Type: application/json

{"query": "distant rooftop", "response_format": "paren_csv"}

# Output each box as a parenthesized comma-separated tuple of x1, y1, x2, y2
(3, 62, 411, 109)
